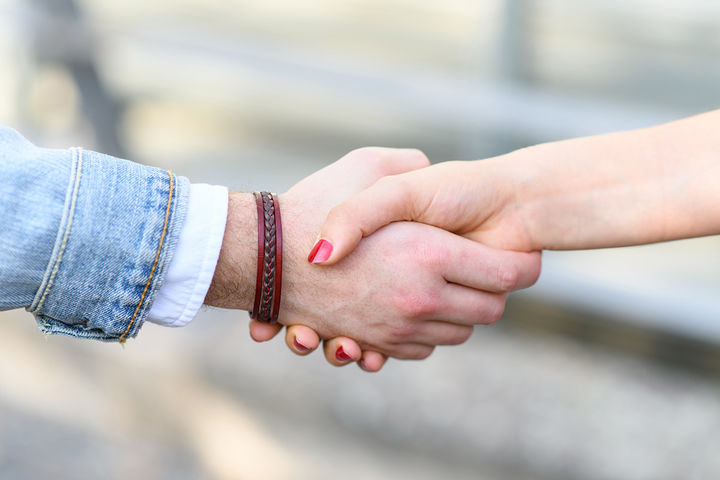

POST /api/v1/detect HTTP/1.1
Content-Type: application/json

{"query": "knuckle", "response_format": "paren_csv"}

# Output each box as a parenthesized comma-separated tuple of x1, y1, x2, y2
(413, 346, 434, 360)
(387, 321, 418, 341)
(392, 290, 439, 318)
(449, 326, 474, 345)
(528, 253, 542, 286)
(371, 175, 416, 217)
(325, 204, 342, 222)
(392, 345, 434, 360)
(497, 264, 520, 291)
(483, 297, 507, 325)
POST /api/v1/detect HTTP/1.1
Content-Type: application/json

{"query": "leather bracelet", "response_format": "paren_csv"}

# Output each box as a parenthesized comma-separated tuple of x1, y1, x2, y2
(250, 192, 265, 319)
(249, 192, 283, 323)
(270, 194, 283, 323)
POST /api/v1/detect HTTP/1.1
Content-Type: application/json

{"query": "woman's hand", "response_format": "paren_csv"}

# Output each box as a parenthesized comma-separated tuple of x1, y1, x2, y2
(311, 110, 720, 263)
(307, 158, 534, 262)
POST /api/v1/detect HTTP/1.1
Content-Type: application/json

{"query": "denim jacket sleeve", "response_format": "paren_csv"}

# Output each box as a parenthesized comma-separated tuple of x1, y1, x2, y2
(0, 126, 189, 342)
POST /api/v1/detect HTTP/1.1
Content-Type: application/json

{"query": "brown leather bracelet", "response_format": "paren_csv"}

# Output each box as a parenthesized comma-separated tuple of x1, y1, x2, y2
(249, 192, 282, 323)
(250, 192, 265, 319)
(270, 194, 283, 323)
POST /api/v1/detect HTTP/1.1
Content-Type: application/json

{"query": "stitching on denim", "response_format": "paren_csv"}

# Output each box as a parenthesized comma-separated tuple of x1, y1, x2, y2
(34, 148, 83, 314)
(119, 170, 175, 343)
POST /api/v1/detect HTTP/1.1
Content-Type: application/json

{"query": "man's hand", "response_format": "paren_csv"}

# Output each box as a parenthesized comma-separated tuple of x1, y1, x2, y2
(206, 147, 434, 369)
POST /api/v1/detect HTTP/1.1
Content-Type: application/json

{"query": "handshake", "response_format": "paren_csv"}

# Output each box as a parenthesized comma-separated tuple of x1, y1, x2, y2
(205, 109, 720, 371)
(204, 147, 542, 372)
(8, 110, 713, 362)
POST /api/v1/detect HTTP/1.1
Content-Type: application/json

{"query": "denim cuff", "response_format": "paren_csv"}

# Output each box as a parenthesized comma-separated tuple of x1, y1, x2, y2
(28, 147, 189, 342)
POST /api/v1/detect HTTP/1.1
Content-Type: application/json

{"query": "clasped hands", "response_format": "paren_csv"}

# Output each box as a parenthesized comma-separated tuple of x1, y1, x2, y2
(205, 147, 541, 372)
(201, 110, 720, 370)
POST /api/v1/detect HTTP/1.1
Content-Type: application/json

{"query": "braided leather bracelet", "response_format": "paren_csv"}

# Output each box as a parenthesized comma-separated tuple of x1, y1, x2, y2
(249, 192, 283, 323)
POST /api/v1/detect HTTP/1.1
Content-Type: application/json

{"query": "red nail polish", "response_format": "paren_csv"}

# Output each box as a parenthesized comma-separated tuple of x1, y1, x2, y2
(336, 345, 352, 361)
(308, 239, 333, 264)
(293, 337, 310, 351)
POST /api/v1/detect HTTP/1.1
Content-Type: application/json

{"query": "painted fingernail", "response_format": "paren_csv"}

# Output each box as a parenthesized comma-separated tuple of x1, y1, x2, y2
(359, 360, 369, 370)
(293, 337, 311, 351)
(308, 239, 333, 264)
(335, 346, 352, 362)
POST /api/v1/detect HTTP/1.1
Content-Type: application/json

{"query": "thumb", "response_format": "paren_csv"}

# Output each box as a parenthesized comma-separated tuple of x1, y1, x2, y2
(308, 176, 416, 265)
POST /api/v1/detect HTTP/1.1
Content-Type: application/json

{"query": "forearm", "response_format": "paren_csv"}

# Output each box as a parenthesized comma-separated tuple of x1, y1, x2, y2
(204, 192, 256, 311)
(496, 109, 720, 250)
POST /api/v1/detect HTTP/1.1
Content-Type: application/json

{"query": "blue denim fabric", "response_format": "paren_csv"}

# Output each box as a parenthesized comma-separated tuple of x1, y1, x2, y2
(0, 126, 189, 341)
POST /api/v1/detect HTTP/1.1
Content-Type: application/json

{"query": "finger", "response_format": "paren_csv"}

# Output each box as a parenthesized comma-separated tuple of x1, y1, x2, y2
(404, 321, 474, 346)
(358, 147, 430, 176)
(436, 284, 509, 326)
(385, 343, 435, 360)
(308, 174, 418, 265)
(323, 337, 362, 366)
(359, 351, 387, 372)
(249, 319, 283, 342)
(285, 325, 320, 356)
(441, 235, 542, 292)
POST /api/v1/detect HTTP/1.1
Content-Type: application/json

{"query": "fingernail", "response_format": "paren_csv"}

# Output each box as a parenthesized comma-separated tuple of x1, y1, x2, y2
(293, 337, 310, 351)
(359, 360, 369, 370)
(308, 239, 333, 264)
(335, 345, 352, 361)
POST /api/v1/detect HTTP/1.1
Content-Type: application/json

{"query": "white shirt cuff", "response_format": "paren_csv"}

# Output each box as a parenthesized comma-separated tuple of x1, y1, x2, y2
(147, 183, 228, 327)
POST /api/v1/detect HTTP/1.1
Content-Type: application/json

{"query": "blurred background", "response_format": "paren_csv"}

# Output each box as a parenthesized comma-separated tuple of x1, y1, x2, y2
(1, 0, 720, 479)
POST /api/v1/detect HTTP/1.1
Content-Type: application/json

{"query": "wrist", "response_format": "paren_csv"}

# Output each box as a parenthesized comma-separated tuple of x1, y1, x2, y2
(494, 147, 550, 250)
(493, 138, 651, 250)
(204, 191, 257, 310)
(465, 152, 543, 251)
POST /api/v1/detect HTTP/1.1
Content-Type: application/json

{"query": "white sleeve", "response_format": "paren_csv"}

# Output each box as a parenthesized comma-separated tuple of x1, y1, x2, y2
(147, 183, 229, 327)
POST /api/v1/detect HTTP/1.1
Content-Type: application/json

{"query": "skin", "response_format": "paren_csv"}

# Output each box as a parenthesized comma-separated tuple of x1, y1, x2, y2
(204, 148, 541, 370)
(315, 110, 720, 257)
(305, 111, 720, 359)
